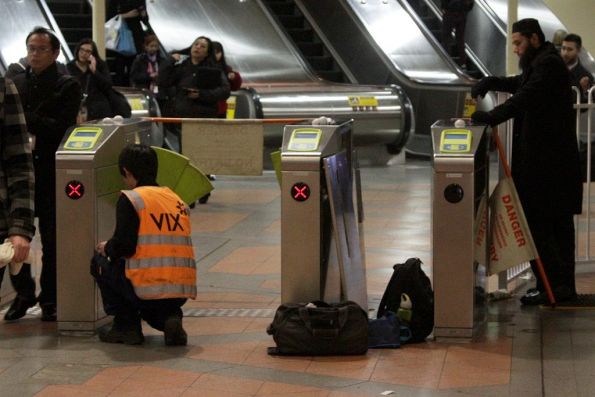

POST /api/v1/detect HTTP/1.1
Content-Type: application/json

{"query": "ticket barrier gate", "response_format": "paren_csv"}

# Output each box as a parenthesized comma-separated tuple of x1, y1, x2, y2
(55, 119, 153, 333)
(280, 120, 368, 310)
(431, 119, 489, 341)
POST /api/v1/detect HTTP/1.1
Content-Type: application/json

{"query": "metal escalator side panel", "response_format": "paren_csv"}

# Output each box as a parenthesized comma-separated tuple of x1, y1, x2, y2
(0, 0, 71, 65)
(147, 0, 316, 84)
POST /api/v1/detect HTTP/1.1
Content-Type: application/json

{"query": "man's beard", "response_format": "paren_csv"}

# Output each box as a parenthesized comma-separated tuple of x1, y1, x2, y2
(519, 45, 539, 71)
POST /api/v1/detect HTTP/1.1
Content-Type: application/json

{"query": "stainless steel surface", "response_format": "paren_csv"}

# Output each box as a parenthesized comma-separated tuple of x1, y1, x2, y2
(281, 121, 367, 310)
(298, 0, 475, 156)
(115, 87, 164, 147)
(432, 120, 488, 341)
(55, 120, 152, 332)
(146, 0, 411, 154)
(0, 0, 72, 67)
(324, 152, 367, 310)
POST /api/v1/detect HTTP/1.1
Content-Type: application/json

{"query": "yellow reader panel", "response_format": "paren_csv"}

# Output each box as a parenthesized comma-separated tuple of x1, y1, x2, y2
(439, 129, 472, 153)
(287, 128, 322, 152)
(64, 127, 103, 150)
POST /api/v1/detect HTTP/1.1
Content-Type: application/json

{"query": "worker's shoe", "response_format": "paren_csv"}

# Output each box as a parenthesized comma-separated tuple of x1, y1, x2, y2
(99, 322, 144, 345)
(164, 316, 187, 346)
(4, 296, 36, 321)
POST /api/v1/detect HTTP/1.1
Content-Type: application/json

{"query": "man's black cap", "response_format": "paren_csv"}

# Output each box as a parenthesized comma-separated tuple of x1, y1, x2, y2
(512, 18, 545, 43)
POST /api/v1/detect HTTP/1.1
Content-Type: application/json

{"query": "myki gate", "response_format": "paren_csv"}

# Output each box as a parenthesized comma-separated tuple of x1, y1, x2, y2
(55, 119, 153, 333)
(431, 119, 489, 341)
(280, 120, 367, 310)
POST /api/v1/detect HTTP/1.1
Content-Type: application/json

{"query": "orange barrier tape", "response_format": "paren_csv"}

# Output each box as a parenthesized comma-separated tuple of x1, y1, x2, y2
(142, 117, 307, 124)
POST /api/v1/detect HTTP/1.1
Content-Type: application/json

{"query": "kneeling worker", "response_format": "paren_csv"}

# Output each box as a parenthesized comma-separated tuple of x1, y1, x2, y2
(93, 144, 196, 345)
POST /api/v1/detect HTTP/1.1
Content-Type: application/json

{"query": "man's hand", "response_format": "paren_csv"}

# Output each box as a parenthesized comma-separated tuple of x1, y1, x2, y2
(471, 76, 498, 99)
(471, 110, 493, 125)
(8, 235, 30, 263)
(579, 76, 591, 92)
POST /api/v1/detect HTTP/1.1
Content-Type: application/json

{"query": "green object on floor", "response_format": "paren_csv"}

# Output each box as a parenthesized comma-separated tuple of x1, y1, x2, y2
(152, 146, 213, 205)
(271, 150, 282, 188)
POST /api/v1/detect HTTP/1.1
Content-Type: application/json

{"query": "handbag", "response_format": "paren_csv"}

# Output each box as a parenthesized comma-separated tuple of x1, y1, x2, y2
(108, 88, 132, 118)
(105, 15, 122, 51)
(266, 301, 368, 356)
(116, 19, 137, 56)
(368, 311, 412, 348)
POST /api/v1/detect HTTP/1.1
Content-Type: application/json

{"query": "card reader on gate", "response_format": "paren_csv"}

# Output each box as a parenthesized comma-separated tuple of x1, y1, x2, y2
(439, 129, 473, 153)
(63, 127, 103, 150)
(287, 128, 322, 152)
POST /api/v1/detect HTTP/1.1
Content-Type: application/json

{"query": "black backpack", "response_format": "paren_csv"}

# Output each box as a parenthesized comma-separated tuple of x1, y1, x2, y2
(377, 258, 434, 343)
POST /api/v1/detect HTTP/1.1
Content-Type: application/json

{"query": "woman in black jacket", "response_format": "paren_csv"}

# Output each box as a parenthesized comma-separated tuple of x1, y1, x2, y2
(67, 38, 113, 121)
(158, 36, 230, 118)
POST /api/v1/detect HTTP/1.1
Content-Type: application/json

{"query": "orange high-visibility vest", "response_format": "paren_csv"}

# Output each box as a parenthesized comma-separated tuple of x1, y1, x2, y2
(122, 186, 196, 300)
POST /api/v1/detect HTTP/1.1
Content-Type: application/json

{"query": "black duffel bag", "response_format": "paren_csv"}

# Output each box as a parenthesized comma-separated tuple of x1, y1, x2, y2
(266, 301, 368, 356)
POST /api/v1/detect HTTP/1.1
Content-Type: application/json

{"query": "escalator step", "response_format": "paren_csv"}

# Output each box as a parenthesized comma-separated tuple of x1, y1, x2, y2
(307, 55, 333, 70)
(46, 1, 90, 14)
(287, 28, 313, 42)
(52, 14, 91, 28)
(421, 16, 440, 31)
(265, 1, 295, 16)
(278, 15, 304, 29)
(61, 27, 93, 45)
(316, 70, 344, 83)
(297, 42, 323, 57)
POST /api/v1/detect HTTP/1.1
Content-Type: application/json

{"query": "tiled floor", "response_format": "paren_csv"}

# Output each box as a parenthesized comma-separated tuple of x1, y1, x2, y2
(1, 157, 595, 397)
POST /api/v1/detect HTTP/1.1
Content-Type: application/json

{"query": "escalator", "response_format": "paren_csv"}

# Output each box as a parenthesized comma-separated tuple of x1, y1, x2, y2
(45, 0, 92, 53)
(147, 0, 413, 156)
(296, 0, 476, 155)
(263, 0, 350, 83)
(405, 0, 484, 78)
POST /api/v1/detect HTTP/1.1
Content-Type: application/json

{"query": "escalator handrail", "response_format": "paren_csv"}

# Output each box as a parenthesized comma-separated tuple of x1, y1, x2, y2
(37, 0, 74, 61)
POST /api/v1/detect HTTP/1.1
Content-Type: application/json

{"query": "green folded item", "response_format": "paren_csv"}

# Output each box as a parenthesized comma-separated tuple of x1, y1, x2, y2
(152, 146, 213, 205)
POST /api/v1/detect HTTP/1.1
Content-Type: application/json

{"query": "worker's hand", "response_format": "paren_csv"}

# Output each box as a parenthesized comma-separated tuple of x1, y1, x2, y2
(471, 76, 498, 99)
(8, 235, 30, 263)
(471, 110, 493, 125)
(96, 241, 107, 257)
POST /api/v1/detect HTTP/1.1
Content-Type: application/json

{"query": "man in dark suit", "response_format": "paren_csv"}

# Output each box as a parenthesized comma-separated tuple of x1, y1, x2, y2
(470, 18, 583, 305)
(560, 33, 594, 103)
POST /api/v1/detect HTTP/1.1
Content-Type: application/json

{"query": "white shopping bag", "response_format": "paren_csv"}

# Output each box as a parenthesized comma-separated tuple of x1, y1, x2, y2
(105, 15, 122, 51)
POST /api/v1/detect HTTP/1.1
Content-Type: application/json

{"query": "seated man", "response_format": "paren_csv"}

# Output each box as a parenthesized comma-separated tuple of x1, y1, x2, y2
(93, 144, 196, 345)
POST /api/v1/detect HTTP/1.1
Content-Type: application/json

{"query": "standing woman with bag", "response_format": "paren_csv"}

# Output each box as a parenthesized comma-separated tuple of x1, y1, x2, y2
(67, 38, 113, 122)
(107, 0, 149, 86)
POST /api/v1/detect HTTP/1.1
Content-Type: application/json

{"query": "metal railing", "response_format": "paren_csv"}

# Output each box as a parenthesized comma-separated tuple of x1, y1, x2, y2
(575, 85, 595, 265)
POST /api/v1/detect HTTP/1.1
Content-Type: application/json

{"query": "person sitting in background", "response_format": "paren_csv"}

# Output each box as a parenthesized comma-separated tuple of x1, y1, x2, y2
(560, 33, 594, 103)
(93, 144, 196, 346)
(212, 41, 242, 119)
(67, 38, 113, 122)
